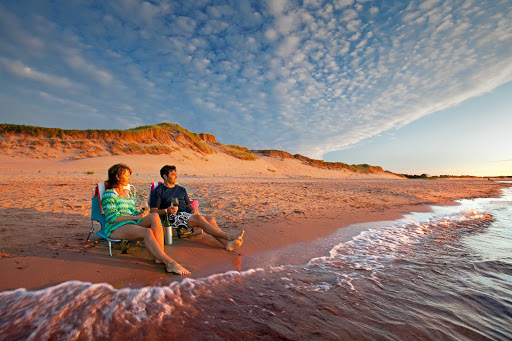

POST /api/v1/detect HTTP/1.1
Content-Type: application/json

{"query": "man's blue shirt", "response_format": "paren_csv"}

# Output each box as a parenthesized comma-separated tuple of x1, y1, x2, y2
(149, 184, 192, 213)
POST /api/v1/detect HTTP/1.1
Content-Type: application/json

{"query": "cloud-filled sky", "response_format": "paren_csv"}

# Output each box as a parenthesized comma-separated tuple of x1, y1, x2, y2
(1, 0, 511, 175)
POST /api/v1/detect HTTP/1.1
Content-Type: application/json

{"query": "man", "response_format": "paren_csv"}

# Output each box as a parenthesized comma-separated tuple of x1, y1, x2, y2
(150, 165, 244, 251)
(150, 165, 198, 216)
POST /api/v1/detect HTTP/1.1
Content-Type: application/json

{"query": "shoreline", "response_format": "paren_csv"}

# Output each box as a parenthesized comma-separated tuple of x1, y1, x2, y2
(1, 171, 509, 292)
(0, 202, 436, 291)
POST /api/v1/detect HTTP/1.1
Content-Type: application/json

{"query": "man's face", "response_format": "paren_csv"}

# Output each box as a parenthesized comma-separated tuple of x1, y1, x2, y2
(165, 170, 178, 184)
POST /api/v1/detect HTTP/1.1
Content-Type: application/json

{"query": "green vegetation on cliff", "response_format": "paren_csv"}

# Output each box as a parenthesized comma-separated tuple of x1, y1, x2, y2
(252, 149, 389, 174)
(0, 122, 214, 154)
(0, 123, 391, 175)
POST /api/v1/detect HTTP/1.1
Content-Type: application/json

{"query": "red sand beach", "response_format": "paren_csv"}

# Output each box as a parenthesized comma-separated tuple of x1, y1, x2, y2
(0, 155, 509, 291)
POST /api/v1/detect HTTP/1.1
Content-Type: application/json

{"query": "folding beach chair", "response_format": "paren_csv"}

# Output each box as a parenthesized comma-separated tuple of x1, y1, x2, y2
(87, 183, 136, 256)
(149, 182, 201, 239)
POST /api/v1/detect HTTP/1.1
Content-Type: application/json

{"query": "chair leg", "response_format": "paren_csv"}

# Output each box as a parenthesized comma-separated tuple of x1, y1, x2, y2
(108, 241, 113, 257)
(87, 222, 94, 241)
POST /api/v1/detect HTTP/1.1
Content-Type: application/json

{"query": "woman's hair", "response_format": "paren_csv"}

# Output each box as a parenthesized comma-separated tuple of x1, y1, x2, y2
(106, 163, 132, 189)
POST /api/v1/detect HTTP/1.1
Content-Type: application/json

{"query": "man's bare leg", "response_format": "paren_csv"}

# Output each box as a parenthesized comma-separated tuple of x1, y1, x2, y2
(203, 215, 244, 251)
(187, 215, 244, 251)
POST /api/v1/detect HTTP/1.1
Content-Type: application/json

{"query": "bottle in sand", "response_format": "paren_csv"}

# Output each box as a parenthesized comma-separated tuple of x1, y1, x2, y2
(163, 211, 172, 245)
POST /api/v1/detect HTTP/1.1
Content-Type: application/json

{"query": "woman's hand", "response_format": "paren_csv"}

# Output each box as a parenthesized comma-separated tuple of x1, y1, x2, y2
(111, 211, 148, 223)
(134, 210, 149, 219)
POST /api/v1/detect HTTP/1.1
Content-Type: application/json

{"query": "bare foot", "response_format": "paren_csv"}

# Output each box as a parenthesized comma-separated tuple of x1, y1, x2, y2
(225, 230, 244, 251)
(226, 229, 244, 241)
(166, 261, 191, 275)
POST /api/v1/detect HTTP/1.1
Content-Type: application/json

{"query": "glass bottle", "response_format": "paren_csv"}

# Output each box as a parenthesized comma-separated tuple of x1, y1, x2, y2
(163, 211, 172, 245)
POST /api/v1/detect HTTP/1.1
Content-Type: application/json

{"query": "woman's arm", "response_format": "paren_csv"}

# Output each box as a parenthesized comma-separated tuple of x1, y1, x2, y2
(110, 212, 148, 223)
(102, 193, 147, 223)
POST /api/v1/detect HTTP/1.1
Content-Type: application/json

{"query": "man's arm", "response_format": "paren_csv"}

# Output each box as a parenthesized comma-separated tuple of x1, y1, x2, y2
(150, 206, 178, 215)
(183, 188, 199, 214)
(149, 186, 175, 215)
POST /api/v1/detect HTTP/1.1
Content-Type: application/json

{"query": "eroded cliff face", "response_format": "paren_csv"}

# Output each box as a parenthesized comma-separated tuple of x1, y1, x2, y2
(198, 133, 216, 143)
(252, 150, 387, 174)
(0, 123, 220, 160)
(252, 150, 295, 160)
(0, 123, 394, 176)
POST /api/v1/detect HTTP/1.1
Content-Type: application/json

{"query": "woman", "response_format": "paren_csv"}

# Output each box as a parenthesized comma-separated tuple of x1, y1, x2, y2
(101, 163, 190, 275)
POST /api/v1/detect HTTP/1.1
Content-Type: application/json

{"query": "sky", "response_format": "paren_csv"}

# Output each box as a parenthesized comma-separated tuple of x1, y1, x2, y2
(0, 0, 511, 176)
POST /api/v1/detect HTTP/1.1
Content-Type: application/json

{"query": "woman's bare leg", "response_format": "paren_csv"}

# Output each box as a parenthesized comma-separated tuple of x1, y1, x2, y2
(138, 213, 165, 262)
(187, 215, 244, 251)
(110, 224, 190, 275)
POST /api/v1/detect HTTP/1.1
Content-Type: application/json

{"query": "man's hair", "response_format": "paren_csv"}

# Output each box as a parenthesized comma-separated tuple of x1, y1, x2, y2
(160, 165, 177, 179)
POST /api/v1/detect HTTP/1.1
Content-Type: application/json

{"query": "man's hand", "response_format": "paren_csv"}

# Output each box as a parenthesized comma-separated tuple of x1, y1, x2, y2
(166, 205, 179, 214)
(187, 204, 199, 215)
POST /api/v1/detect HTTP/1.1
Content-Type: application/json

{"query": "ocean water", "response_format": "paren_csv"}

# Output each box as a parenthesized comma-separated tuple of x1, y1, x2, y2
(1, 184, 511, 340)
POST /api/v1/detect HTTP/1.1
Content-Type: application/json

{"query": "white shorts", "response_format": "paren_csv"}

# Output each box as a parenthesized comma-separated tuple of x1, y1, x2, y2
(169, 212, 192, 229)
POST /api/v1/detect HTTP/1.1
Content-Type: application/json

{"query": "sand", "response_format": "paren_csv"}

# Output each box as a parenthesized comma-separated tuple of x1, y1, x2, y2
(0, 154, 509, 291)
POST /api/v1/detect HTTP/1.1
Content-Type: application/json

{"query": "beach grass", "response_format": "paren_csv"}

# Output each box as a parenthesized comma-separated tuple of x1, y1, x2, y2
(222, 145, 258, 160)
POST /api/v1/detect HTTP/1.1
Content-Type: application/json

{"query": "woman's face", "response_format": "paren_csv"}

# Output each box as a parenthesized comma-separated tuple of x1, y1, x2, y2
(118, 169, 131, 186)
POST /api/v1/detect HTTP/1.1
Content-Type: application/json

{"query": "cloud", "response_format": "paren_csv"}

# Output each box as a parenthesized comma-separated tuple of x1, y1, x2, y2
(334, 0, 354, 9)
(402, 11, 420, 23)
(0, 5, 46, 60)
(276, 35, 301, 57)
(38, 91, 105, 119)
(340, 9, 358, 22)
(0, 0, 511, 162)
(251, 0, 512, 158)
(0, 58, 73, 88)
(111, 0, 170, 26)
(139, 1, 168, 23)
(264, 28, 279, 41)
(175, 16, 197, 37)
(346, 19, 362, 31)
(266, 0, 288, 16)
(303, 0, 322, 9)
(276, 13, 299, 34)
(419, 0, 442, 11)
(192, 57, 211, 71)
(64, 53, 113, 85)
